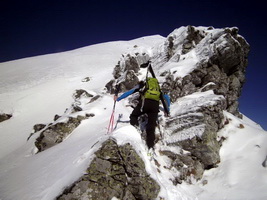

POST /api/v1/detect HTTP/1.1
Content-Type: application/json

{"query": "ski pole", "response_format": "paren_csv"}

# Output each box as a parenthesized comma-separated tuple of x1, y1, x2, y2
(107, 85, 120, 133)
(107, 100, 116, 134)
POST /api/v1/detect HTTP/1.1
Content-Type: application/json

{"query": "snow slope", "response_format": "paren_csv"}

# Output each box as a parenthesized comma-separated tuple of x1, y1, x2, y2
(192, 111, 267, 200)
(0, 36, 163, 159)
(0, 35, 267, 200)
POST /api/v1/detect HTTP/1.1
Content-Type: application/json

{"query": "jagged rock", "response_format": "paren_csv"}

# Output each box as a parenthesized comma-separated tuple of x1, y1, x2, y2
(35, 115, 91, 152)
(106, 52, 150, 93)
(161, 26, 249, 117)
(33, 86, 98, 151)
(0, 113, 12, 122)
(57, 139, 160, 200)
(125, 54, 139, 73)
(54, 115, 61, 121)
(72, 105, 83, 112)
(81, 77, 90, 82)
(165, 96, 226, 170)
(122, 70, 139, 91)
(27, 123, 47, 141)
(182, 25, 205, 54)
(160, 150, 204, 184)
(88, 95, 101, 103)
(113, 61, 122, 79)
(165, 25, 205, 60)
(72, 89, 100, 113)
(112, 54, 140, 85)
(85, 113, 95, 118)
(74, 89, 94, 100)
(105, 25, 249, 183)
(33, 124, 46, 132)
(105, 79, 116, 94)
(211, 28, 249, 76)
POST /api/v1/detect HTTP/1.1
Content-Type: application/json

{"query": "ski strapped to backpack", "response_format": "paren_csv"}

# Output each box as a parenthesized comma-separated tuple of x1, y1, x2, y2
(143, 62, 170, 116)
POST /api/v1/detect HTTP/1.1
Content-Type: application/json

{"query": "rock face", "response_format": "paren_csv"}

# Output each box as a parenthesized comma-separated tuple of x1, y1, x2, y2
(165, 100, 225, 169)
(56, 26, 250, 198)
(0, 113, 12, 122)
(104, 26, 249, 182)
(33, 88, 96, 152)
(158, 26, 249, 178)
(161, 26, 249, 116)
(35, 115, 89, 152)
(106, 52, 150, 93)
(57, 139, 160, 200)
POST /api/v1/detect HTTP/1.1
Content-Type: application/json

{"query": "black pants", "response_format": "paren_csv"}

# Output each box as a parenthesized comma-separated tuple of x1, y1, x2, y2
(130, 99, 159, 149)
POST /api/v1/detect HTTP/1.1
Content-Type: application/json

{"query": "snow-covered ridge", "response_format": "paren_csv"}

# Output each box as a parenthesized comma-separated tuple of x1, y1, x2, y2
(0, 26, 266, 200)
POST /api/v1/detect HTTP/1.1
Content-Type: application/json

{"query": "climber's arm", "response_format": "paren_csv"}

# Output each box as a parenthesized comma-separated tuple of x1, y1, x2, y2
(115, 84, 142, 102)
(117, 88, 137, 101)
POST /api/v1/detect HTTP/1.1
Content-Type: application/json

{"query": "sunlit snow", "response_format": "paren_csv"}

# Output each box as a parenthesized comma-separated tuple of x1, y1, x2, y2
(0, 33, 266, 200)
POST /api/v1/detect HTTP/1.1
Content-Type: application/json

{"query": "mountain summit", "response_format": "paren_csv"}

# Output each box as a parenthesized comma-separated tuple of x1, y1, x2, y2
(0, 26, 266, 200)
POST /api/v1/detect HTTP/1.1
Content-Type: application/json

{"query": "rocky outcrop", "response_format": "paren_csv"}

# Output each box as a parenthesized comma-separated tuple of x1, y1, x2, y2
(81, 77, 90, 82)
(0, 113, 12, 122)
(106, 26, 249, 118)
(176, 62, 245, 118)
(33, 88, 97, 152)
(158, 26, 249, 181)
(103, 26, 249, 184)
(161, 90, 227, 182)
(57, 139, 160, 200)
(73, 89, 94, 100)
(159, 149, 204, 184)
(35, 115, 92, 152)
(161, 26, 249, 116)
(106, 52, 150, 93)
(56, 26, 249, 198)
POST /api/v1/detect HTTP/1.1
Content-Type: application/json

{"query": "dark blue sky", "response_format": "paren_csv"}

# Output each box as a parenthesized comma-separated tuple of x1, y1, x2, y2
(0, 0, 266, 130)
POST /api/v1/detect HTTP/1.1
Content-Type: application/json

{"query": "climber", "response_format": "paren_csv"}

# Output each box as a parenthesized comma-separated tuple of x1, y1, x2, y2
(114, 78, 170, 151)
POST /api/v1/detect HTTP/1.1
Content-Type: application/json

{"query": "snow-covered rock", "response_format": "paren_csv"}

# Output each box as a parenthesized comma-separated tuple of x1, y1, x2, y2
(103, 25, 250, 187)
(0, 112, 12, 122)
(57, 139, 160, 200)
(0, 26, 266, 200)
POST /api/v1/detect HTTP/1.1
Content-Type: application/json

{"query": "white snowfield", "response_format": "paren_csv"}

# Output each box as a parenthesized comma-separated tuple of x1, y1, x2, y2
(0, 35, 267, 200)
